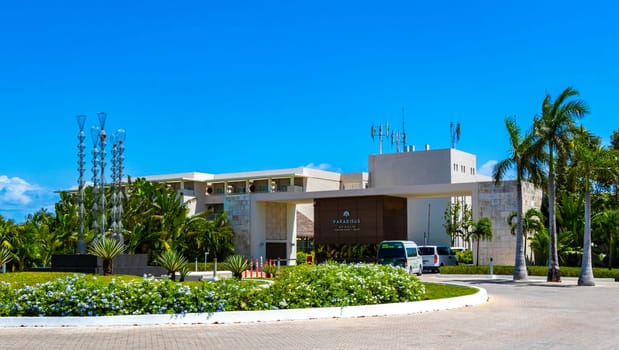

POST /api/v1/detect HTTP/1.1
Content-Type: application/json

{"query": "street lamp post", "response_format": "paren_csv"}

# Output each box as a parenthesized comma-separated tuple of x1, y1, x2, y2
(76, 115, 87, 254)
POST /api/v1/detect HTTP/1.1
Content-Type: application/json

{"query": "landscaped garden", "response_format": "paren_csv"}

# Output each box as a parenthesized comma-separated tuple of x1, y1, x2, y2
(0, 263, 477, 317)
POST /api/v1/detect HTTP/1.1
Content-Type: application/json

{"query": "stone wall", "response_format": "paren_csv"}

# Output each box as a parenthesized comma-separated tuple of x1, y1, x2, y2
(225, 194, 251, 255)
(477, 181, 542, 266)
(265, 202, 288, 240)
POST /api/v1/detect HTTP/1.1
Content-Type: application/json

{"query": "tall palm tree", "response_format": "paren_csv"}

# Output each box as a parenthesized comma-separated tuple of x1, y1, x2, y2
(568, 129, 601, 285)
(534, 87, 589, 282)
(494, 117, 545, 280)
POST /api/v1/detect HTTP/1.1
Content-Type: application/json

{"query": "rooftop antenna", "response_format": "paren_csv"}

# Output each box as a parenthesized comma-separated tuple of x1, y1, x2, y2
(370, 121, 387, 154)
(372, 115, 411, 154)
(401, 107, 407, 152)
(450, 121, 461, 149)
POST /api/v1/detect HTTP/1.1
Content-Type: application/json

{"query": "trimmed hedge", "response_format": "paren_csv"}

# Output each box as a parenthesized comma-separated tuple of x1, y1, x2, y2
(440, 265, 619, 281)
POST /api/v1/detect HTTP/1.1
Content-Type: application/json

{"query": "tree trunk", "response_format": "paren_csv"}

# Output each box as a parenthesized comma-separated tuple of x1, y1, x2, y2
(514, 181, 528, 281)
(103, 259, 113, 276)
(578, 190, 595, 286)
(547, 149, 561, 282)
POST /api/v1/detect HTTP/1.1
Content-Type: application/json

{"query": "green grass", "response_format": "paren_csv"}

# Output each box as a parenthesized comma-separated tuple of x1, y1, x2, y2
(422, 282, 478, 300)
(439, 265, 619, 281)
(0, 272, 140, 289)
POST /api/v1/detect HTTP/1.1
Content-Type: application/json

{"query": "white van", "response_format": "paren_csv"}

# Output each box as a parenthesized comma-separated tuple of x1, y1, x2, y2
(376, 240, 423, 276)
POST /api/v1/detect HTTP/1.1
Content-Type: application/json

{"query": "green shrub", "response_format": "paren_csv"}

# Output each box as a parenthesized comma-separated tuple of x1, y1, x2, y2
(225, 255, 250, 279)
(456, 250, 473, 265)
(266, 262, 425, 308)
(439, 264, 619, 281)
(0, 264, 445, 316)
(156, 250, 188, 281)
(263, 263, 278, 278)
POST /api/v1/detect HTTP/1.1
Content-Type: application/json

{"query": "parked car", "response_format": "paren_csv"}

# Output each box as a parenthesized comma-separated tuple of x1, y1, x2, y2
(418, 245, 458, 272)
(450, 246, 466, 253)
(376, 240, 423, 276)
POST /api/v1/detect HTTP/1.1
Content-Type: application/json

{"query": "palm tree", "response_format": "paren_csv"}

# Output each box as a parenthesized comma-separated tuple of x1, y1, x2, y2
(470, 217, 493, 266)
(593, 209, 619, 269)
(568, 129, 602, 285)
(0, 247, 12, 269)
(493, 117, 545, 280)
(534, 87, 589, 282)
(156, 250, 189, 281)
(88, 237, 125, 275)
(508, 208, 545, 263)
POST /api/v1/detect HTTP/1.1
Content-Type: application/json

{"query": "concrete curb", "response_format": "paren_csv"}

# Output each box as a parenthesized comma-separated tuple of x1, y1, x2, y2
(0, 286, 487, 328)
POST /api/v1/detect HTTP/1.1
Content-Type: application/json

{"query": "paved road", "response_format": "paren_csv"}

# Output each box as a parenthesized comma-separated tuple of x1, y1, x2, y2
(2, 275, 618, 350)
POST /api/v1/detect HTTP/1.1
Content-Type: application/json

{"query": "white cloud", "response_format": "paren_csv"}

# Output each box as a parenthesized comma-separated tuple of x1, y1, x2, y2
(0, 175, 58, 222)
(478, 160, 515, 180)
(0, 175, 36, 205)
(303, 163, 335, 171)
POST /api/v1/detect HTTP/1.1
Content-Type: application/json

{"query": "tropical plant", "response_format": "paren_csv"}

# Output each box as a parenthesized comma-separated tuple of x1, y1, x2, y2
(566, 129, 615, 285)
(533, 86, 589, 282)
(225, 254, 250, 279)
(494, 116, 545, 280)
(469, 217, 493, 266)
(87, 238, 125, 275)
(508, 208, 545, 264)
(593, 208, 619, 270)
(443, 200, 473, 247)
(156, 250, 189, 281)
(0, 247, 12, 268)
(262, 262, 278, 278)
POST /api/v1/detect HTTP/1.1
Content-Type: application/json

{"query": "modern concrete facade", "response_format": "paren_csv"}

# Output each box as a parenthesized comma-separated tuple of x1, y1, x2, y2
(142, 148, 542, 266)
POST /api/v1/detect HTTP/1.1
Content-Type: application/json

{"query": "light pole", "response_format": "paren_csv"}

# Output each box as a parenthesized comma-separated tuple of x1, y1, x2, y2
(76, 115, 87, 254)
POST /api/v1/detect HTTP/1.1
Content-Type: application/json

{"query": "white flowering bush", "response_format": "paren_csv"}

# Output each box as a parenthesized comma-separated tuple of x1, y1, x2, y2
(0, 263, 425, 316)
(265, 262, 425, 309)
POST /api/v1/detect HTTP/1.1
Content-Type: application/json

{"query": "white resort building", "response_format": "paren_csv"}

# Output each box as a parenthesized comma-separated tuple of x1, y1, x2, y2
(142, 147, 542, 266)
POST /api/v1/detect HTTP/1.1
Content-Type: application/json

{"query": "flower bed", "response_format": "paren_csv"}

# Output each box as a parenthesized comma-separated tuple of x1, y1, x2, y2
(0, 263, 425, 317)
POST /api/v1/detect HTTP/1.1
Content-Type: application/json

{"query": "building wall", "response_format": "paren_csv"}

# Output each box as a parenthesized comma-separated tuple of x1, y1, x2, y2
(449, 149, 480, 183)
(265, 202, 287, 240)
(368, 148, 483, 188)
(314, 196, 407, 245)
(407, 197, 452, 246)
(224, 194, 251, 255)
(305, 176, 341, 192)
(369, 149, 452, 187)
(476, 181, 543, 265)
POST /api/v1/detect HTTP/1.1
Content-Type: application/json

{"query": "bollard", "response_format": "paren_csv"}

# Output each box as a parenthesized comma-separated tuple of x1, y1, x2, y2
(195, 258, 198, 272)
(489, 257, 494, 278)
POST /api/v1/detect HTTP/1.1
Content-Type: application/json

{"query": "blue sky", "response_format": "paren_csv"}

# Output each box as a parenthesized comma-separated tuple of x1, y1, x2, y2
(1, 1, 618, 222)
